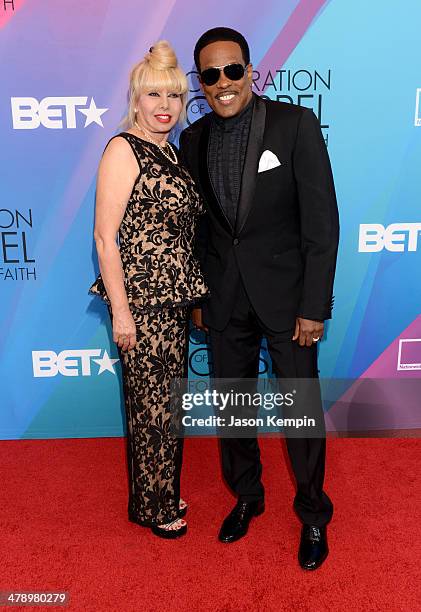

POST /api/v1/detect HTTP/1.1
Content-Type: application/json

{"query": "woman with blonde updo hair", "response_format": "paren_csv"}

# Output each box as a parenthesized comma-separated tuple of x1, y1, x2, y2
(89, 41, 209, 539)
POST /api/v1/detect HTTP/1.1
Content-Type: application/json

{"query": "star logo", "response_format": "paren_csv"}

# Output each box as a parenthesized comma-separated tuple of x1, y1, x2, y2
(93, 350, 119, 375)
(78, 97, 108, 127)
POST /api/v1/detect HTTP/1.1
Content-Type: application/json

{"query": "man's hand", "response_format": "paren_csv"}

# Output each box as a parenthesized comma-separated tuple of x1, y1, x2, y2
(292, 317, 324, 347)
(191, 307, 208, 332)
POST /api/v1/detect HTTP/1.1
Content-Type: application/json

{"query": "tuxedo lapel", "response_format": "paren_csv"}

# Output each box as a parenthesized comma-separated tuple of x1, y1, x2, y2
(235, 95, 266, 236)
(198, 118, 233, 234)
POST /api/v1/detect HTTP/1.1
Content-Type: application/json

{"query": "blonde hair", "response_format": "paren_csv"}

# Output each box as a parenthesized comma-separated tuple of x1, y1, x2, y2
(123, 40, 188, 128)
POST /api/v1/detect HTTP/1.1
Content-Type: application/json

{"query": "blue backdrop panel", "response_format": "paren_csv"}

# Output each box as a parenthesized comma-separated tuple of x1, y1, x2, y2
(1, 0, 420, 438)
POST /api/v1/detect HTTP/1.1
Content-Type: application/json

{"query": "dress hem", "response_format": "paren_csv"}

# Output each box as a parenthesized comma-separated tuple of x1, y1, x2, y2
(128, 513, 180, 527)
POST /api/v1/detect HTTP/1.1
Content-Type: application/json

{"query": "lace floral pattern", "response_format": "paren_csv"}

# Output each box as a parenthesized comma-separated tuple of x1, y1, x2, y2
(88, 133, 209, 318)
(115, 304, 188, 526)
(88, 134, 208, 525)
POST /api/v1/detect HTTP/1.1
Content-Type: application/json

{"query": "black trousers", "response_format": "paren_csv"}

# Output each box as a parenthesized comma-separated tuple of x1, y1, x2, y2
(208, 276, 333, 527)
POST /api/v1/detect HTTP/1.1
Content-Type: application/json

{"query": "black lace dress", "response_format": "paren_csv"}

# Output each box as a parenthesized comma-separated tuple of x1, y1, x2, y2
(89, 132, 209, 525)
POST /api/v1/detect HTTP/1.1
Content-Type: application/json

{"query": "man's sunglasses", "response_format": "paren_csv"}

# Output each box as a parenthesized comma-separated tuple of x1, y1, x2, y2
(199, 63, 248, 86)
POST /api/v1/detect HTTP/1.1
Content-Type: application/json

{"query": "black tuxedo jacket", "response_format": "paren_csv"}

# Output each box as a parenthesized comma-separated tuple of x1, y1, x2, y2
(179, 94, 339, 332)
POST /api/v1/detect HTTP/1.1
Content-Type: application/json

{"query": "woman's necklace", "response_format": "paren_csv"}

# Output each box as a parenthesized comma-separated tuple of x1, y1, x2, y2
(134, 121, 178, 165)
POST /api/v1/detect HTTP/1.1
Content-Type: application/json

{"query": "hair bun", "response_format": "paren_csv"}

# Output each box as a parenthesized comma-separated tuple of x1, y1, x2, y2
(146, 40, 178, 71)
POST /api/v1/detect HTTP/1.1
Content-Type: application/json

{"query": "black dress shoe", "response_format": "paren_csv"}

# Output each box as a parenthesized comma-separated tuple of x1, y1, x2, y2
(219, 500, 265, 543)
(298, 525, 328, 570)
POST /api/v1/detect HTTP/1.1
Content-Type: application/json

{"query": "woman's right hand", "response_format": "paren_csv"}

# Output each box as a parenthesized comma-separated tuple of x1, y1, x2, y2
(113, 309, 137, 352)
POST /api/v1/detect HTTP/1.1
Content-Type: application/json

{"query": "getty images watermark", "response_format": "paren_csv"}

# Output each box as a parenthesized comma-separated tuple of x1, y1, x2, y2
(170, 378, 421, 438)
(182, 388, 315, 429)
(170, 378, 327, 438)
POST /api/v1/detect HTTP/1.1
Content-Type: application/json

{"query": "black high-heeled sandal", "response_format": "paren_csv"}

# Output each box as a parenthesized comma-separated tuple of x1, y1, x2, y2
(178, 498, 188, 519)
(151, 519, 187, 539)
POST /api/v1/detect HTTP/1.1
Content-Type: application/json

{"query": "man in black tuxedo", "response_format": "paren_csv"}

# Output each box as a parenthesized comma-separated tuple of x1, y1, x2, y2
(180, 27, 339, 570)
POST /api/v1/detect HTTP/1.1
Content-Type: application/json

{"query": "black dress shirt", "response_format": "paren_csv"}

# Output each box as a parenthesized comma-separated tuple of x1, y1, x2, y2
(208, 95, 254, 228)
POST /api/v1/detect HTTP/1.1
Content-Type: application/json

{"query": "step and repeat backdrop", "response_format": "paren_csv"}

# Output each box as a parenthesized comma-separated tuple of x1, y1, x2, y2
(1, 0, 420, 438)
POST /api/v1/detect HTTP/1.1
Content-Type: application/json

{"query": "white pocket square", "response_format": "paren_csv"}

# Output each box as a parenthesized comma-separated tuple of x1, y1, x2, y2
(258, 150, 281, 173)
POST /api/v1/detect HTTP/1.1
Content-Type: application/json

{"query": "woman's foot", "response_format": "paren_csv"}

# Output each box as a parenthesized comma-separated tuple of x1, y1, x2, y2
(178, 498, 188, 518)
(151, 518, 187, 539)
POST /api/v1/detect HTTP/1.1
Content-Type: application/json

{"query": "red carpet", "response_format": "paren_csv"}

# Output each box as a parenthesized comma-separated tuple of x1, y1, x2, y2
(1, 437, 420, 611)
